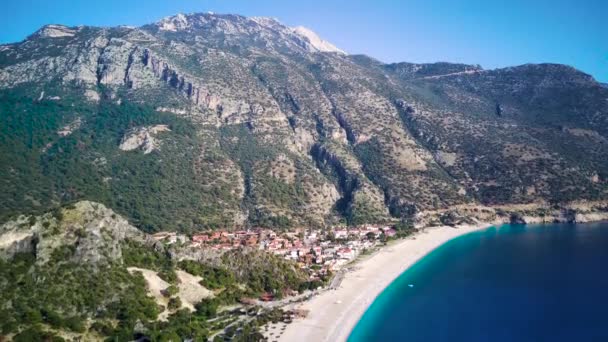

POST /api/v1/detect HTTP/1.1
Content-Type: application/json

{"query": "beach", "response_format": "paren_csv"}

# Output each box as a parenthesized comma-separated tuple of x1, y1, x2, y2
(279, 223, 497, 342)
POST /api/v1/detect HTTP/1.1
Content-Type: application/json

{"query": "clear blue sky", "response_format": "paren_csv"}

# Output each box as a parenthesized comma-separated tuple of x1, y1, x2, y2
(2, 0, 606, 82)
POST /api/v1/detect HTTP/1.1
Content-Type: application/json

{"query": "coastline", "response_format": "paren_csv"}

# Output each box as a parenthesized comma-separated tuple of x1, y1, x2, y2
(278, 221, 501, 342)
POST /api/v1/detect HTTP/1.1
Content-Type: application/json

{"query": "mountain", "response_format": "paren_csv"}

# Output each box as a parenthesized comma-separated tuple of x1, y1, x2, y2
(1, 12, 607, 232)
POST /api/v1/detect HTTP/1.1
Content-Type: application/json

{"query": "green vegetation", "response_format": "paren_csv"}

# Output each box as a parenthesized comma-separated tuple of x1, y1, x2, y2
(168, 297, 182, 310)
(219, 123, 333, 228)
(122, 240, 177, 283)
(13, 326, 65, 342)
(394, 219, 416, 233)
(180, 250, 307, 297)
(220, 249, 306, 296)
(0, 237, 305, 340)
(354, 138, 388, 190)
(179, 260, 235, 290)
(0, 252, 159, 338)
(0, 85, 238, 232)
(219, 124, 278, 180)
(164, 284, 179, 297)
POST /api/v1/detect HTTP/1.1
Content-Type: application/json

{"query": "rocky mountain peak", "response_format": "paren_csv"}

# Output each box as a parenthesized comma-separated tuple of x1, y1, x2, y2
(156, 13, 191, 31)
(30, 24, 78, 39)
(290, 26, 346, 54)
(153, 12, 272, 32)
(151, 12, 345, 54)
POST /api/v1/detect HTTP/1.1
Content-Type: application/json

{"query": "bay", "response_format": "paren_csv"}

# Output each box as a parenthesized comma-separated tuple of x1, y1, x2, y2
(349, 223, 608, 341)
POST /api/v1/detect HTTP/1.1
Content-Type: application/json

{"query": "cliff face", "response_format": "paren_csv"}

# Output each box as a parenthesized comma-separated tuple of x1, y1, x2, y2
(0, 201, 144, 264)
(1, 13, 607, 231)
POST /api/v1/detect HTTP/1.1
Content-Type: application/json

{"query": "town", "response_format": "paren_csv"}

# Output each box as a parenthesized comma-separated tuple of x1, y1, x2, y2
(151, 224, 400, 291)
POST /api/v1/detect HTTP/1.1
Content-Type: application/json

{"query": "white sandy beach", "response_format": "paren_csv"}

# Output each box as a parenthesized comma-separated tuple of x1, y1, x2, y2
(279, 222, 498, 342)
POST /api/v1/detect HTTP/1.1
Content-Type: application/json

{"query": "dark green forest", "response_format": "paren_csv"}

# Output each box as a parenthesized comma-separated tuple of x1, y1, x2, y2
(0, 85, 232, 232)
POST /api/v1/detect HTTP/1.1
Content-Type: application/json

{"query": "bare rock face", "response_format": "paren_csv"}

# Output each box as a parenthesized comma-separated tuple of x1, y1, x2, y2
(156, 13, 191, 32)
(290, 26, 346, 54)
(119, 125, 171, 154)
(97, 38, 136, 85)
(84, 89, 100, 102)
(32, 24, 77, 38)
(65, 201, 145, 264)
(57, 117, 82, 136)
(0, 201, 144, 265)
(0, 229, 37, 260)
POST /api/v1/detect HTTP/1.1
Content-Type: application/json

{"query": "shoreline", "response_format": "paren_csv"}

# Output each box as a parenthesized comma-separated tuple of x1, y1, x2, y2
(278, 221, 501, 342)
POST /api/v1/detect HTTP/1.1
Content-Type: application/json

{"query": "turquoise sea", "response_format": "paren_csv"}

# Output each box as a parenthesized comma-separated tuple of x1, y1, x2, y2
(348, 223, 608, 341)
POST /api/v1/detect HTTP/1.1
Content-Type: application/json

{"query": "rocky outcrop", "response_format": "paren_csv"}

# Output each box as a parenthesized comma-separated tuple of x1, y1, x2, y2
(290, 26, 346, 54)
(140, 49, 222, 110)
(31, 24, 77, 38)
(0, 201, 144, 265)
(0, 230, 37, 260)
(310, 143, 389, 222)
(119, 125, 171, 154)
(57, 117, 82, 137)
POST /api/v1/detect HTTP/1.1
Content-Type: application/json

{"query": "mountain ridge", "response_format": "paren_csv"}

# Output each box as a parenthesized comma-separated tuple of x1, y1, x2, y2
(1, 12, 607, 232)
(4, 15, 602, 87)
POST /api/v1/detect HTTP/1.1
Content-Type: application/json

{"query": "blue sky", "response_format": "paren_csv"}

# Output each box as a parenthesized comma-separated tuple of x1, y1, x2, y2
(2, 0, 606, 82)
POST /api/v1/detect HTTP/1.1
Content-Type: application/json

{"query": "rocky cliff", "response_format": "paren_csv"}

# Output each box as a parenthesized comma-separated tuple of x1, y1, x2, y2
(0, 201, 145, 264)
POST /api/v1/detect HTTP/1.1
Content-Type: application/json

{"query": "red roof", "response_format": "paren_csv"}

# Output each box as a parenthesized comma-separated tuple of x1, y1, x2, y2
(260, 293, 274, 301)
(192, 234, 209, 242)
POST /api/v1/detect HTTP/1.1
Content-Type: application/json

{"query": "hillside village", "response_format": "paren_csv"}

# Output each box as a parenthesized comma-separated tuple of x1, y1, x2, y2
(152, 224, 401, 294)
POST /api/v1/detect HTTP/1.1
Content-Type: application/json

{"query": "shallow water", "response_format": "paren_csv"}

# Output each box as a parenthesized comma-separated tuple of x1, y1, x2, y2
(348, 223, 608, 342)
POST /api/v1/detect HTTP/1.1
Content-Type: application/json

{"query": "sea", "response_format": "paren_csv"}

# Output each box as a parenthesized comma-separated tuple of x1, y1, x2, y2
(348, 222, 608, 342)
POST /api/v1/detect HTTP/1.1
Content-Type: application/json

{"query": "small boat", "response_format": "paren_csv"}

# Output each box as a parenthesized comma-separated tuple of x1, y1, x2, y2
(408, 284, 414, 288)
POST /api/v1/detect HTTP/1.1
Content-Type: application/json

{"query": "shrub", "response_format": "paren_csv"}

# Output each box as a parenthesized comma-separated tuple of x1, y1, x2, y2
(168, 297, 182, 310)
(64, 315, 86, 333)
(163, 285, 179, 297)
